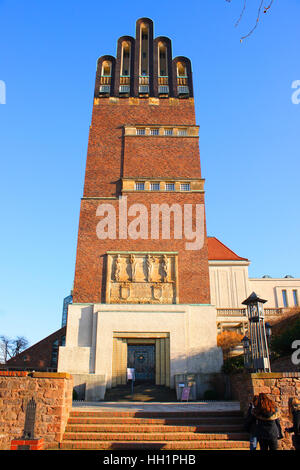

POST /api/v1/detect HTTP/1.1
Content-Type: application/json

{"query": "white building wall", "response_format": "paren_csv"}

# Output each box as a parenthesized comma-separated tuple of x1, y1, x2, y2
(209, 261, 250, 308)
(209, 261, 300, 309)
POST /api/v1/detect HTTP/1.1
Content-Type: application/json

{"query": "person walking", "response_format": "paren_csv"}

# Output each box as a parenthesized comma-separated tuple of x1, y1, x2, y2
(253, 393, 283, 451)
(244, 395, 259, 450)
(286, 397, 300, 450)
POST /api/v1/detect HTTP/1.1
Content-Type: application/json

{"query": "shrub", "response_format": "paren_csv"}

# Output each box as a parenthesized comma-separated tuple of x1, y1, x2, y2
(270, 318, 300, 357)
(222, 355, 245, 374)
(203, 389, 219, 400)
(217, 331, 243, 360)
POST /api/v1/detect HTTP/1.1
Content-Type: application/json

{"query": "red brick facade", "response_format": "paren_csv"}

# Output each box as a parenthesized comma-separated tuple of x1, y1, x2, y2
(4, 327, 66, 371)
(72, 18, 211, 305)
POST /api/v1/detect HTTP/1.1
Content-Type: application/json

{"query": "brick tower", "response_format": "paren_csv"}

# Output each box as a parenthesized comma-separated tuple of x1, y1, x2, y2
(58, 18, 222, 399)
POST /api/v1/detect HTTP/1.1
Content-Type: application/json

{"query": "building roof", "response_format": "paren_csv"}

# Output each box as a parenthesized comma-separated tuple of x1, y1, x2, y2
(207, 237, 249, 261)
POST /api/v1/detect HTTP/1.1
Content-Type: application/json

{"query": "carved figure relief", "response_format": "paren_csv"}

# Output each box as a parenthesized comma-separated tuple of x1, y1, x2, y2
(146, 254, 155, 282)
(161, 255, 169, 282)
(114, 254, 122, 282)
(107, 252, 177, 304)
(129, 254, 138, 282)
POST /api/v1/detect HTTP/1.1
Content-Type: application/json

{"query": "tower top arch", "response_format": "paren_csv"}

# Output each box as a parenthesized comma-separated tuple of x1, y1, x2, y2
(95, 18, 193, 99)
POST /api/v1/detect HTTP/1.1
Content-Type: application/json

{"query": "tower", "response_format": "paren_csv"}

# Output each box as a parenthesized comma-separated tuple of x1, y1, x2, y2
(58, 18, 223, 399)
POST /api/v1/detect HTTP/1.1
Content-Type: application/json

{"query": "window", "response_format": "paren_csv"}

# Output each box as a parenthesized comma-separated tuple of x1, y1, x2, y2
(150, 183, 160, 191)
(136, 128, 146, 135)
(135, 182, 145, 190)
(178, 86, 189, 95)
(180, 183, 190, 191)
(101, 61, 112, 77)
(119, 85, 130, 94)
(150, 128, 159, 135)
(158, 85, 169, 94)
(282, 290, 288, 307)
(140, 24, 149, 76)
(99, 85, 110, 94)
(177, 62, 187, 77)
(293, 290, 299, 306)
(165, 183, 175, 191)
(121, 41, 131, 76)
(178, 128, 187, 136)
(164, 128, 173, 136)
(158, 43, 168, 76)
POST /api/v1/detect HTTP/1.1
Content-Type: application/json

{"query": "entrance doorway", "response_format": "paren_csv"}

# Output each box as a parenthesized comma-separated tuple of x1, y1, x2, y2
(111, 333, 170, 387)
(127, 344, 155, 383)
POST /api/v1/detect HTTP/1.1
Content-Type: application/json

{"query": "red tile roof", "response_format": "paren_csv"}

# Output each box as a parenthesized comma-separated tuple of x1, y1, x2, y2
(207, 237, 249, 261)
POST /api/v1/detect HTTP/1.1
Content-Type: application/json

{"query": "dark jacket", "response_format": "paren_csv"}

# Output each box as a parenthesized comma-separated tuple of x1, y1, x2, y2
(254, 409, 283, 441)
(287, 405, 300, 435)
(244, 404, 257, 436)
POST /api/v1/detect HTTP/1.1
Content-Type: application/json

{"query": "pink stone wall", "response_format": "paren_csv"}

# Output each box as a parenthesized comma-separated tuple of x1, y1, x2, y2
(0, 372, 73, 450)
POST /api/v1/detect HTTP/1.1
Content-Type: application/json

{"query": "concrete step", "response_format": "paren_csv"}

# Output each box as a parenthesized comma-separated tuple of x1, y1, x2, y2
(70, 410, 243, 418)
(62, 408, 248, 451)
(68, 418, 244, 427)
(65, 423, 244, 433)
(63, 431, 248, 441)
(60, 440, 250, 450)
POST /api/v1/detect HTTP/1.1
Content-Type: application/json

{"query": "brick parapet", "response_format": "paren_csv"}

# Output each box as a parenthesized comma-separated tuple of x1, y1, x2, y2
(0, 373, 73, 450)
(230, 372, 300, 450)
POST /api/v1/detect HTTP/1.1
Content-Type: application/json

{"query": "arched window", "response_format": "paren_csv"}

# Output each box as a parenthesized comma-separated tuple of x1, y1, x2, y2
(158, 43, 168, 77)
(121, 42, 131, 76)
(140, 24, 149, 76)
(101, 60, 112, 77)
(177, 62, 187, 77)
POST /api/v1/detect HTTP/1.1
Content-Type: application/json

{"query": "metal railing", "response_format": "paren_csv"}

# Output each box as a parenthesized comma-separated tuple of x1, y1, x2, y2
(217, 308, 283, 317)
(99, 76, 111, 85)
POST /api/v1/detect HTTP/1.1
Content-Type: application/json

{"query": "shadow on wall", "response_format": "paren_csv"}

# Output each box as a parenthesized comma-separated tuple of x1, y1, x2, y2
(72, 346, 228, 401)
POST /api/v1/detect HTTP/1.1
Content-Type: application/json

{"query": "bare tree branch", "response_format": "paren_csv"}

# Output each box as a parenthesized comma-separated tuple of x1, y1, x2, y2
(226, 0, 275, 41)
(0, 335, 29, 363)
(235, 0, 247, 28)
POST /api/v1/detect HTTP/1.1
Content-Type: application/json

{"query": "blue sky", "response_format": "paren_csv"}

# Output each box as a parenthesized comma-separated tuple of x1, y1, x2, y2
(0, 0, 299, 347)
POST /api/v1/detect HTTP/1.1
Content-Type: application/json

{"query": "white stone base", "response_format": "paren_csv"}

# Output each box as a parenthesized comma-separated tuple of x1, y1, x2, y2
(58, 303, 223, 395)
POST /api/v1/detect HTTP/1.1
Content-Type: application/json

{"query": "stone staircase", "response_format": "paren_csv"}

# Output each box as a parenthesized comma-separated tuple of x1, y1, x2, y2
(60, 409, 250, 450)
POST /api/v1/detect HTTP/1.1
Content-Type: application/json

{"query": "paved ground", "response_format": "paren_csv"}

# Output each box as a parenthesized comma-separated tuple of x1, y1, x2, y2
(103, 384, 178, 402)
(72, 401, 241, 412)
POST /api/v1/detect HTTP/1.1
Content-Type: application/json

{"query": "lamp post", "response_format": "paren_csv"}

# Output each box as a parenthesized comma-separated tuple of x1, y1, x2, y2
(241, 335, 251, 369)
(265, 322, 272, 341)
(242, 292, 271, 373)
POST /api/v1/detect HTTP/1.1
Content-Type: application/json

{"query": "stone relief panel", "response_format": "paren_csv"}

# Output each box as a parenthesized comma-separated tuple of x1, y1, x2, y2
(106, 252, 178, 304)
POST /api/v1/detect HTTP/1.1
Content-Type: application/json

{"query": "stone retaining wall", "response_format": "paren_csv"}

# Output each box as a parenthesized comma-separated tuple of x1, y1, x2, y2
(230, 372, 300, 450)
(0, 371, 73, 450)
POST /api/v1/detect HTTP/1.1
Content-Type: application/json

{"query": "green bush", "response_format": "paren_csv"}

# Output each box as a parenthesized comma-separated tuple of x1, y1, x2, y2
(270, 318, 300, 357)
(203, 389, 219, 400)
(222, 355, 245, 374)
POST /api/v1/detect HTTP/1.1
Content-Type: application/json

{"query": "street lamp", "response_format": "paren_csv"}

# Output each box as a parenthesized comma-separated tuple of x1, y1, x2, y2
(241, 335, 251, 369)
(265, 322, 272, 341)
(242, 292, 271, 372)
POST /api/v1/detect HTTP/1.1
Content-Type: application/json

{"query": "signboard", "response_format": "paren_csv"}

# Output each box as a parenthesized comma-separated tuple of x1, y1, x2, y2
(127, 368, 135, 381)
(181, 387, 190, 401)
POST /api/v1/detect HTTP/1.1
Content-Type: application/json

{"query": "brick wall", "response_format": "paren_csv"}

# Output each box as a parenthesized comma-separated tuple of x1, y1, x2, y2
(0, 371, 73, 450)
(73, 97, 211, 305)
(4, 327, 66, 371)
(230, 372, 300, 450)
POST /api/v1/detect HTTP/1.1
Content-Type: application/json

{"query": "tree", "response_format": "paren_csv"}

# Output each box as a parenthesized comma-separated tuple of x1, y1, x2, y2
(226, 0, 275, 42)
(0, 335, 29, 364)
(217, 331, 243, 360)
(269, 308, 300, 358)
